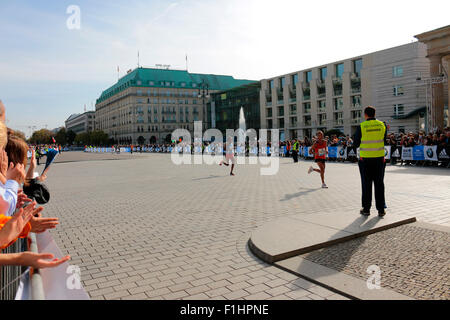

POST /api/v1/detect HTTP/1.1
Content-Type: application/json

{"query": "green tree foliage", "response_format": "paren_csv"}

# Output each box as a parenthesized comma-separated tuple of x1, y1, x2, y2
(55, 128, 67, 145)
(29, 129, 53, 145)
(74, 131, 109, 146)
(66, 130, 76, 145)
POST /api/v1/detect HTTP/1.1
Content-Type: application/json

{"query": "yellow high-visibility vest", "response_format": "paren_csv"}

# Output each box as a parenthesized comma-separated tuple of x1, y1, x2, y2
(293, 142, 299, 151)
(360, 120, 386, 158)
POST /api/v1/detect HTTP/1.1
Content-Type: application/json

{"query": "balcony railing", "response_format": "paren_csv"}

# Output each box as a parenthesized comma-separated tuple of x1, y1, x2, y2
(351, 103, 362, 109)
(350, 118, 362, 124)
(351, 87, 361, 94)
(266, 102, 272, 107)
(277, 100, 284, 105)
(334, 119, 344, 126)
(316, 79, 325, 87)
(317, 93, 326, 99)
(332, 77, 343, 84)
(333, 90, 343, 96)
(289, 98, 297, 103)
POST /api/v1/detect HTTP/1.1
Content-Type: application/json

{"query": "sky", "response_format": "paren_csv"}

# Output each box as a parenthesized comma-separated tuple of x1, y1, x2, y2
(0, 0, 449, 137)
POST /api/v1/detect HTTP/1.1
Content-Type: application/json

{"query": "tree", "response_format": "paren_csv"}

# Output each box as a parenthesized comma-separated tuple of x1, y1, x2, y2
(73, 130, 109, 146)
(55, 128, 67, 145)
(74, 132, 89, 146)
(29, 129, 53, 145)
(90, 131, 109, 146)
(66, 130, 76, 145)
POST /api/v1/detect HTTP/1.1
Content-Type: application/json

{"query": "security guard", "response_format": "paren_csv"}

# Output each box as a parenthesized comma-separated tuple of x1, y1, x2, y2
(292, 139, 299, 163)
(354, 106, 387, 217)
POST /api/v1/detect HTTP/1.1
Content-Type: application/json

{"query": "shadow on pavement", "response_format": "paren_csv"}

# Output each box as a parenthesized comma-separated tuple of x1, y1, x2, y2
(282, 216, 382, 294)
(280, 188, 321, 202)
(192, 175, 228, 181)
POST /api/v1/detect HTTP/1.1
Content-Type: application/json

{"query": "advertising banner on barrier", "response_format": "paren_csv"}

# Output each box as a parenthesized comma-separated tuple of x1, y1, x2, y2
(328, 147, 338, 158)
(392, 148, 400, 158)
(438, 148, 449, 160)
(384, 146, 391, 160)
(412, 146, 425, 161)
(347, 148, 357, 158)
(337, 147, 347, 159)
(401, 147, 413, 160)
(303, 147, 309, 157)
(424, 146, 438, 161)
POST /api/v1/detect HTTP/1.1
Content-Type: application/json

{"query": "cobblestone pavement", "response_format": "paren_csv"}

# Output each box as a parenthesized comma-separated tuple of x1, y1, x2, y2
(42, 152, 450, 300)
(301, 224, 450, 300)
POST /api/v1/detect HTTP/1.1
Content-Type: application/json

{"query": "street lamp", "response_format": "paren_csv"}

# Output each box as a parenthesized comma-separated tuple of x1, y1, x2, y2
(198, 81, 210, 125)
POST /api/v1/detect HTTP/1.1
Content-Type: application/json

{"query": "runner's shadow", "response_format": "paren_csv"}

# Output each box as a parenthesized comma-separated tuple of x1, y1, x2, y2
(280, 188, 321, 202)
(192, 175, 226, 181)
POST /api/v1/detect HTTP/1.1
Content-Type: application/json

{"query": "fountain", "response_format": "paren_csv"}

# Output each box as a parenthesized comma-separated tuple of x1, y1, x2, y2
(239, 107, 246, 133)
(237, 107, 246, 155)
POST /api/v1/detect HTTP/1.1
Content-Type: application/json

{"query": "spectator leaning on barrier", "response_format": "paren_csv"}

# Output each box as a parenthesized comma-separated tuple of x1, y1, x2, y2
(0, 121, 25, 217)
(0, 101, 70, 269)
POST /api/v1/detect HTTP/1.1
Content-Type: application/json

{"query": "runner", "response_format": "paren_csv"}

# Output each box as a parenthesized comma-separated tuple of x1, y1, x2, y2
(308, 130, 328, 188)
(219, 139, 236, 176)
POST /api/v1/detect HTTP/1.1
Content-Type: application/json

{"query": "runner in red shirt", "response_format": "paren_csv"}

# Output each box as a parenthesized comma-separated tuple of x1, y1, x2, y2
(308, 130, 328, 188)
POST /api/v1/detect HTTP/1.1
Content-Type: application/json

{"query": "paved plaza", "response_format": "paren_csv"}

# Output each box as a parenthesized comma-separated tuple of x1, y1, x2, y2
(42, 152, 450, 300)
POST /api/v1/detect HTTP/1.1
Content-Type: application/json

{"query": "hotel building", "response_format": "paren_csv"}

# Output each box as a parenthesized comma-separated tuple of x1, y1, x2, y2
(95, 68, 254, 145)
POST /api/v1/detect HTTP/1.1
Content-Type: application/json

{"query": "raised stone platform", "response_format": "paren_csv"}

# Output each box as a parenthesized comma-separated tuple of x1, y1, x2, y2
(248, 211, 416, 264)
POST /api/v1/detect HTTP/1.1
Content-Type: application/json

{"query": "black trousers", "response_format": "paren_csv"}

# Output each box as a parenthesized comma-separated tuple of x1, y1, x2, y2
(358, 157, 385, 212)
(292, 150, 298, 163)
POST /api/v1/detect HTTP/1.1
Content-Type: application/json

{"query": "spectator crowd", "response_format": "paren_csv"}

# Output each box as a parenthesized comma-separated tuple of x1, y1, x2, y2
(85, 127, 450, 168)
(0, 100, 70, 287)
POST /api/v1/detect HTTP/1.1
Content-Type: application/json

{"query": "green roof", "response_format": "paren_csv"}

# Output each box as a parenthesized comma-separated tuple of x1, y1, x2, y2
(97, 68, 256, 104)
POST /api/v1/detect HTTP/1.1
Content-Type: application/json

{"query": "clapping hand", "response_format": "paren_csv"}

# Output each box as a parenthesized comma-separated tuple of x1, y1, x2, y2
(30, 210, 59, 233)
(16, 190, 32, 209)
(0, 150, 8, 178)
(0, 203, 35, 247)
(18, 252, 70, 269)
(6, 163, 26, 184)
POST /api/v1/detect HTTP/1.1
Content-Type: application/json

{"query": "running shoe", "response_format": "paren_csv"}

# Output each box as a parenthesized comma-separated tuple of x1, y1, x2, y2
(230, 172, 235, 176)
(322, 183, 328, 188)
(360, 209, 370, 216)
(378, 210, 386, 217)
(308, 166, 314, 174)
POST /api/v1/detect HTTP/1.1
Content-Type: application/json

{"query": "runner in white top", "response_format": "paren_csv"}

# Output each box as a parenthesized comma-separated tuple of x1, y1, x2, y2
(219, 141, 236, 176)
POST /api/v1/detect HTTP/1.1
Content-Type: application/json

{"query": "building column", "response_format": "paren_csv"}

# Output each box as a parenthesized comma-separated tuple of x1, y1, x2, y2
(429, 55, 445, 130)
(444, 54, 450, 127)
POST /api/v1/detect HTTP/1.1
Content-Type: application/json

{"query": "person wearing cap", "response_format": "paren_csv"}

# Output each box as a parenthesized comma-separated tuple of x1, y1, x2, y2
(354, 106, 387, 217)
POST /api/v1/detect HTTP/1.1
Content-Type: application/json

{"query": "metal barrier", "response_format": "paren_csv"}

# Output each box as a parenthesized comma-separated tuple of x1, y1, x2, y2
(0, 238, 28, 300)
(0, 234, 46, 300)
(29, 233, 45, 300)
